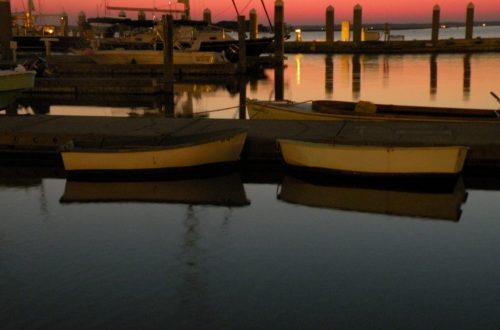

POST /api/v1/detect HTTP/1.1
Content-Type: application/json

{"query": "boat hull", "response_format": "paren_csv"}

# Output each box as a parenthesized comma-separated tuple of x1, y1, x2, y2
(86, 49, 226, 65)
(247, 99, 500, 123)
(278, 139, 468, 176)
(198, 37, 274, 57)
(61, 130, 247, 173)
(0, 70, 36, 92)
(0, 70, 36, 109)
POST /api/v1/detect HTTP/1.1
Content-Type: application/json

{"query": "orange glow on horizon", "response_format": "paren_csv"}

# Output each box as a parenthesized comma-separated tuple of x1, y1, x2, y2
(9, 0, 500, 25)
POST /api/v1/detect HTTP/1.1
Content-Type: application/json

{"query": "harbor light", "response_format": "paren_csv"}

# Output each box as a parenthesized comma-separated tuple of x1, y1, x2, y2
(341, 21, 350, 42)
(43, 26, 55, 35)
(295, 29, 302, 42)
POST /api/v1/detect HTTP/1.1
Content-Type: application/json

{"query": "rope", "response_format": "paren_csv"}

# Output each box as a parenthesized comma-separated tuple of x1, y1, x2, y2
(196, 104, 241, 114)
(162, 104, 242, 117)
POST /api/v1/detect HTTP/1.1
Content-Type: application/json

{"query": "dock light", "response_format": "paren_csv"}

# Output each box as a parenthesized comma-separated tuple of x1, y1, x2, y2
(482, 23, 487, 27)
(295, 29, 302, 42)
(43, 26, 55, 35)
(341, 21, 350, 42)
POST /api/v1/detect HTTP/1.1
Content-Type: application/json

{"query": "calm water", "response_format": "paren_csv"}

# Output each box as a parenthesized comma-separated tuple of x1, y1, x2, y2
(2, 28, 500, 327)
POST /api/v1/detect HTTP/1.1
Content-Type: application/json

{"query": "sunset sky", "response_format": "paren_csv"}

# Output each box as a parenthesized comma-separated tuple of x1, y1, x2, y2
(9, 0, 500, 25)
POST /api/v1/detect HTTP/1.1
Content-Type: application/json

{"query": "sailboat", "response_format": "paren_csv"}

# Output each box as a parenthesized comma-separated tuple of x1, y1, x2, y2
(86, 0, 274, 58)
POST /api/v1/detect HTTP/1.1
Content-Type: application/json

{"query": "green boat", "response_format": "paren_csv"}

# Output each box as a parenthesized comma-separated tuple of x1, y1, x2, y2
(0, 67, 36, 109)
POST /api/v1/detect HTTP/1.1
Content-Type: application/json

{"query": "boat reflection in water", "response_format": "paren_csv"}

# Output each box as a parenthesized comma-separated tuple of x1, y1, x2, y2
(277, 175, 467, 221)
(60, 172, 250, 207)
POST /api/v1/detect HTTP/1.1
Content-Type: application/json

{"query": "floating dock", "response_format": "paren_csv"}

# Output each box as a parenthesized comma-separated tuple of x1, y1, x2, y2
(284, 38, 500, 54)
(1, 116, 500, 170)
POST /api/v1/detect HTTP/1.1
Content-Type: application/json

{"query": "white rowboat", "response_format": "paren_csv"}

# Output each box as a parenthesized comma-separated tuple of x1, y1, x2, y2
(61, 129, 247, 173)
(278, 139, 468, 176)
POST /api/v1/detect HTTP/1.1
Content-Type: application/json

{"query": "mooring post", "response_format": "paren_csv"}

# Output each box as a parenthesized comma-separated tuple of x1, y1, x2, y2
(353, 4, 362, 43)
(250, 9, 258, 40)
(203, 8, 211, 24)
(60, 13, 69, 37)
(0, 0, 13, 61)
(78, 11, 86, 38)
(326, 5, 335, 44)
(163, 14, 174, 95)
(384, 22, 390, 41)
(431, 5, 440, 44)
(465, 2, 474, 40)
(237, 15, 247, 74)
(274, 0, 285, 101)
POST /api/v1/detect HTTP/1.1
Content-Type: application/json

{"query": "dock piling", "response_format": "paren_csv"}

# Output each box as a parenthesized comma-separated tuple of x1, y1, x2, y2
(250, 9, 258, 40)
(162, 15, 175, 94)
(465, 2, 475, 40)
(431, 5, 440, 43)
(237, 15, 247, 74)
(0, 0, 13, 61)
(326, 6, 335, 44)
(274, 0, 285, 101)
(203, 8, 211, 24)
(353, 4, 362, 43)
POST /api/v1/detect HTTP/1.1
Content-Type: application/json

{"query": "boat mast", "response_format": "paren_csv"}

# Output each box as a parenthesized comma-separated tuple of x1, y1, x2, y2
(260, 0, 273, 33)
(231, 0, 240, 16)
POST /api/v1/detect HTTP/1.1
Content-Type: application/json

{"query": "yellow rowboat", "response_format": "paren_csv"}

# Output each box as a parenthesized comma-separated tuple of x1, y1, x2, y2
(247, 99, 500, 123)
(278, 139, 468, 176)
(61, 129, 247, 174)
(60, 172, 250, 206)
(277, 176, 467, 221)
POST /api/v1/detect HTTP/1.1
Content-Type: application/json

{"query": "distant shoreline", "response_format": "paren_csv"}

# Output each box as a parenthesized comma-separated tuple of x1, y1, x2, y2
(290, 21, 500, 32)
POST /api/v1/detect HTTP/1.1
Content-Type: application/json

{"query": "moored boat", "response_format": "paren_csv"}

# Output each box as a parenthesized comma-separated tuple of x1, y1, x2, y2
(81, 48, 228, 65)
(0, 66, 36, 109)
(60, 129, 247, 174)
(278, 139, 468, 176)
(247, 99, 500, 123)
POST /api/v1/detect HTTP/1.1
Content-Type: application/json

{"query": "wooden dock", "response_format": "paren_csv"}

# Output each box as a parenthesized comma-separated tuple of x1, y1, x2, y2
(284, 38, 500, 54)
(1, 116, 500, 170)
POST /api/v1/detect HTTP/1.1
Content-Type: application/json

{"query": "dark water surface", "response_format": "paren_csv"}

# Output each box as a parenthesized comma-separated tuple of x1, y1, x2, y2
(2, 51, 500, 327)
(1, 168, 500, 328)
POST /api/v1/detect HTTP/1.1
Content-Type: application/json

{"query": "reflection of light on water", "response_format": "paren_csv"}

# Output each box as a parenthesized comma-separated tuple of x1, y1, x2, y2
(295, 54, 303, 85)
(48, 106, 150, 117)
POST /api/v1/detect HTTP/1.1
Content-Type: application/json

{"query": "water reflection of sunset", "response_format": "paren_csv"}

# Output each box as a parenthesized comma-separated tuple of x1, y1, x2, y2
(275, 53, 500, 110)
(12, 54, 500, 119)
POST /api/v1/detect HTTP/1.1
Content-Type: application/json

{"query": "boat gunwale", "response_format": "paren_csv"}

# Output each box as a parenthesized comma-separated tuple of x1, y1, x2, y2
(312, 99, 500, 118)
(247, 99, 500, 123)
(60, 128, 247, 153)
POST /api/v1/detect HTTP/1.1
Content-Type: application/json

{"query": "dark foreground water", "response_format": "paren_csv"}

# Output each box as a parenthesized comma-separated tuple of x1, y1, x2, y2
(2, 49, 500, 327)
(1, 167, 500, 328)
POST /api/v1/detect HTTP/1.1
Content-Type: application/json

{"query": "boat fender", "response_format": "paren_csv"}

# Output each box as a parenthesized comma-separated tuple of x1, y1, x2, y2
(355, 101, 377, 113)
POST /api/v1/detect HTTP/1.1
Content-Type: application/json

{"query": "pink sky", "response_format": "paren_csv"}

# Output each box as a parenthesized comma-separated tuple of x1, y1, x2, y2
(9, 0, 500, 25)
